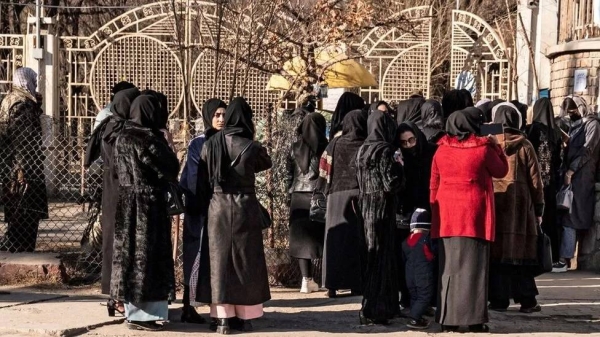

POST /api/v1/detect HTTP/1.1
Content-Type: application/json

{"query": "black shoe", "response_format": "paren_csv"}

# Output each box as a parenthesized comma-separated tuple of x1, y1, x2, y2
(209, 318, 218, 331)
(469, 324, 490, 333)
(181, 306, 206, 324)
(424, 307, 436, 317)
(488, 303, 508, 312)
(520, 304, 542, 313)
(107, 299, 125, 317)
(127, 321, 164, 331)
(327, 289, 337, 298)
(441, 325, 459, 332)
(350, 289, 362, 296)
(407, 318, 430, 330)
(229, 317, 253, 331)
(215, 318, 230, 335)
(359, 311, 389, 325)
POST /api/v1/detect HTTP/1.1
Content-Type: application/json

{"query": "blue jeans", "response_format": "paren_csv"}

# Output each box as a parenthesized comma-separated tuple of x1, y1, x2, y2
(559, 227, 577, 259)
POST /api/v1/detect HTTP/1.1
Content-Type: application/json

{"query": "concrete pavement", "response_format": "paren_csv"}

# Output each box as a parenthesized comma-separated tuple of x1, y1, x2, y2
(0, 271, 597, 336)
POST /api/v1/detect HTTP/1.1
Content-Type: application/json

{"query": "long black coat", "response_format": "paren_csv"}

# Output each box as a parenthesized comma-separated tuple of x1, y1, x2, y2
(199, 134, 272, 305)
(0, 89, 48, 252)
(562, 117, 600, 230)
(110, 125, 179, 303)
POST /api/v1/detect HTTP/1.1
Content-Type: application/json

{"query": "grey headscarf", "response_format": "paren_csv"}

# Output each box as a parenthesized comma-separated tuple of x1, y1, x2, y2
(12, 67, 38, 96)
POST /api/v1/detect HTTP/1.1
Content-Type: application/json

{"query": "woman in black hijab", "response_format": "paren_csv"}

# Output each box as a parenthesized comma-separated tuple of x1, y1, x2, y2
(356, 110, 403, 325)
(330, 92, 365, 141)
(441, 89, 472, 120)
(420, 99, 445, 143)
(287, 112, 328, 293)
(179, 98, 227, 324)
(90, 87, 140, 312)
(369, 100, 393, 116)
(526, 99, 562, 262)
(319, 109, 368, 298)
(511, 100, 530, 131)
(200, 97, 272, 334)
(111, 95, 179, 331)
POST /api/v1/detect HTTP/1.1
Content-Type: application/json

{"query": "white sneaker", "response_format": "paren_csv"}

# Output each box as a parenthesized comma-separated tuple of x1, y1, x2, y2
(300, 277, 320, 293)
(552, 261, 568, 273)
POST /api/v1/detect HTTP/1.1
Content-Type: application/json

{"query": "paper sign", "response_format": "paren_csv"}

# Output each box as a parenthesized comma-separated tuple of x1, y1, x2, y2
(574, 69, 588, 93)
(322, 88, 345, 112)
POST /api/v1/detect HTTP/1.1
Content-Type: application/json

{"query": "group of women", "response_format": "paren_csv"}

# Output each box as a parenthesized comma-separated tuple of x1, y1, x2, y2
(285, 89, 600, 332)
(86, 83, 271, 333)
(84, 78, 598, 333)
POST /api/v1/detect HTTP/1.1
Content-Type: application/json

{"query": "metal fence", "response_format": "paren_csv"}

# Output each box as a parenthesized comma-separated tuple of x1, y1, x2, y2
(0, 104, 314, 289)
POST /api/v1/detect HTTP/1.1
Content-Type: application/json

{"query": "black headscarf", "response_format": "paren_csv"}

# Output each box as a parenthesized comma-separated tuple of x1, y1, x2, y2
(460, 89, 474, 107)
(129, 95, 160, 131)
(358, 110, 397, 167)
(202, 98, 227, 139)
(442, 89, 470, 120)
(204, 97, 255, 185)
(330, 92, 365, 141)
(532, 98, 556, 129)
(493, 104, 522, 133)
(369, 100, 392, 116)
(103, 87, 141, 144)
(446, 107, 484, 140)
(341, 109, 368, 141)
(421, 99, 443, 129)
(142, 90, 169, 130)
(293, 113, 328, 174)
(111, 81, 136, 101)
(529, 98, 557, 146)
(84, 86, 139, 167)
(511, 100, 529, 130)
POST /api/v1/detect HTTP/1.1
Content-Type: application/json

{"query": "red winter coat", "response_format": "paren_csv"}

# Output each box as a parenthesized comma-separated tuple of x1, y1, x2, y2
(430, 135, 509, 241)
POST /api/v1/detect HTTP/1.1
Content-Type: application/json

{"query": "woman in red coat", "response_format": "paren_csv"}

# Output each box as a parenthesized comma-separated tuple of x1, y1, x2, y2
(430, 108, 508, 333)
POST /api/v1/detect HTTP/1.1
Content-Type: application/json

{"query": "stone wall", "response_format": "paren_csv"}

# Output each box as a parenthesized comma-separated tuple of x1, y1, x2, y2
(550, 51, 600, 114)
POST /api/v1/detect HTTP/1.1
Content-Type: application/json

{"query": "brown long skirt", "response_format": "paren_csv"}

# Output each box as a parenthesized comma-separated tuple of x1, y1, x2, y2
(436, 237, 490, 326)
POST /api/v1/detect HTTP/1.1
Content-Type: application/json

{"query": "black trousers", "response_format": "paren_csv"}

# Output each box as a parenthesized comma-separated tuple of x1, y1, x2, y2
(396, 228, 411, 307)
(489, 264, 539, 309)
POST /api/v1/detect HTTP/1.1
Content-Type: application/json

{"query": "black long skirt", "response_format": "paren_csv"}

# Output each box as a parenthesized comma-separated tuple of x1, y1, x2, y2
(437, 237, 490, 326)
(322, 189, 363, 290)
(289, 192, 325, 259)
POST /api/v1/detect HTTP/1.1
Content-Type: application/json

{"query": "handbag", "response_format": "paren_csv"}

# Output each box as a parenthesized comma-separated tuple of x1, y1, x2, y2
(259, 203, 272, 230)
(534, 225, 553, 277)
(309, 191, 327, 223)
(166, 182, 185, 216)
(556, 184, 573, 212)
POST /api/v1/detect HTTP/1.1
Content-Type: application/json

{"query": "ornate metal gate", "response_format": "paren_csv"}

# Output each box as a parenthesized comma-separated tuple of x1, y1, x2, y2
(0, 35, 25, 101)
(356, 6, 432, 104)
(60, 0, 279, 141)
(451, 10, 512, 101)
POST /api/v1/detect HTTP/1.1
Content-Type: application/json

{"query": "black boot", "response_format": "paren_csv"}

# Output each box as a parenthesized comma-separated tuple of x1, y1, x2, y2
(216, 318, 230, 335)
(229, 317, 254, 331)
(469, 324, 490, 333)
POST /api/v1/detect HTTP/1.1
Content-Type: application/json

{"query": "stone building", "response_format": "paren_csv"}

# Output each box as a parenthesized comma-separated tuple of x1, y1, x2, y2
(548, 0, 600, 113)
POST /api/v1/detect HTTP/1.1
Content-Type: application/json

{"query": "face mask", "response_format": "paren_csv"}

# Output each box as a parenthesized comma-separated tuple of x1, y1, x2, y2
(403, 146, 417, 156)
(569, 113, 582, 122)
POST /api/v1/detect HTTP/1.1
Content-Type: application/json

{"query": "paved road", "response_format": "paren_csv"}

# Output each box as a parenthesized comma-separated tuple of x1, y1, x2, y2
(0, 271, 598, 336)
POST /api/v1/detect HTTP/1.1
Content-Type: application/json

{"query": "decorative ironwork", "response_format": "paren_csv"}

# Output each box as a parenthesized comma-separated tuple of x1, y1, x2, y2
(0, 34, 25, 101)
(354, 6, 432, 104)
(451, 10, 511, 101)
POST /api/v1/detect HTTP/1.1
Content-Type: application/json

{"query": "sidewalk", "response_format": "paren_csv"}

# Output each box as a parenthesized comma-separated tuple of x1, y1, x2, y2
(0, 271, 598, 336)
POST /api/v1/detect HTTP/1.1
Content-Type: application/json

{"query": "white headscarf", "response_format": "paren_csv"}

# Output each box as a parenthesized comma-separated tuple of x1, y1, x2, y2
(12, 67, 38, 96)
(491, 102, 522, 130)
(475, 98, 491, 108)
